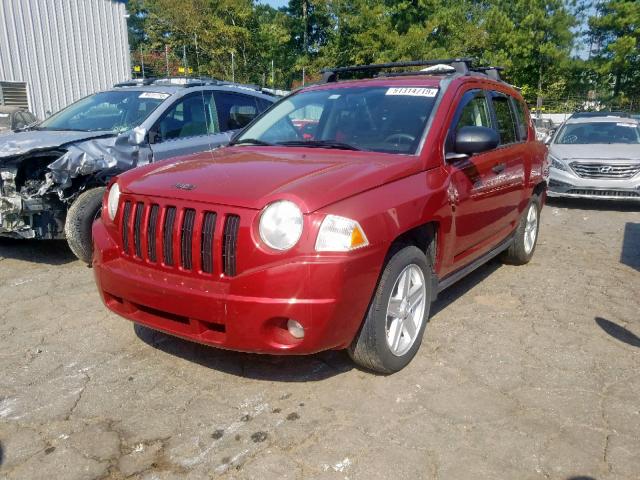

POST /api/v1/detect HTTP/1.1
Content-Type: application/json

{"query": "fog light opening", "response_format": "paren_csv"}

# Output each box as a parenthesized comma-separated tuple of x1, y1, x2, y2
(287, 319, 305, 339)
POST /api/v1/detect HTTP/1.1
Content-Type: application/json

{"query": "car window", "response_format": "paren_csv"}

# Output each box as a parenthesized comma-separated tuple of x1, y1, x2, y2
(256, 98, 273, 112)
(13, 112, 27, 129)
(215, 93, 259, 131)
(555, 121, 640, 144)
(491, 95, 518, 145)
(456, 94, 492, 131)
(21, 111, 36, 125)
(511, 99, 528, 140)
(154, 92, 220, 142)
(235, 86, 439, 154)
(39, 91, 166, 132)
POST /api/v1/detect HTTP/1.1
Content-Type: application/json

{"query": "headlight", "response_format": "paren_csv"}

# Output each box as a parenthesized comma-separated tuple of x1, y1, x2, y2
(107, 183, 121, 220)
(549, 155, 569, 172)
(315, 215, 369, 252)
(259, 200, 303, 250)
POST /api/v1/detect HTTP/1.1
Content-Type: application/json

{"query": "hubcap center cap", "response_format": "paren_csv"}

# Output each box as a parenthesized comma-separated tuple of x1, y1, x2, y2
(400, 299, 410, 318)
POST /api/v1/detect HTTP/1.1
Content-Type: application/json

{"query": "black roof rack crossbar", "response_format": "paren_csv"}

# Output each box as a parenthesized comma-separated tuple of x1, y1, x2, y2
(472, 66, 504, 81)
(320, 58, 474, 83)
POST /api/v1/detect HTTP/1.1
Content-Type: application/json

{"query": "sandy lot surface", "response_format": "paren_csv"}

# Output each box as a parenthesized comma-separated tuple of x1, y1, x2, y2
(0, 198, 638, 480)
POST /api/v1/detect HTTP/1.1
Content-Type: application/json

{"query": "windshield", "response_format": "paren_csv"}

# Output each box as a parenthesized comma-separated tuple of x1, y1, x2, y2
(234, 86, 439, 154)
(554, 121, 640, 144)
(39, 90, 168, 132)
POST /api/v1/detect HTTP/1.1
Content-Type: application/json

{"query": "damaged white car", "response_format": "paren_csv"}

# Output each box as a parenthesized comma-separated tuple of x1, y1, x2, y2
(0, 78, 276, 262)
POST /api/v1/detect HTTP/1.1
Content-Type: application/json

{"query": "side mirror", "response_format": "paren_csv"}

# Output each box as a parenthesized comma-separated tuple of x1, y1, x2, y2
(128, 126, 147, 146)
(453, 126, 499, 156)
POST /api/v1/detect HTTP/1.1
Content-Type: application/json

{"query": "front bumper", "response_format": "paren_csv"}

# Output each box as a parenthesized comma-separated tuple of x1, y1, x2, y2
(92, 218, 386, 355)
(548, 167, 640, 201)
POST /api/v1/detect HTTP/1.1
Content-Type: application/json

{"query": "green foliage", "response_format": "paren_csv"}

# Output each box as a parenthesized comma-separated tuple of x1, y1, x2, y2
(589, 0, 640, 99)
(126, 0, 640, 108)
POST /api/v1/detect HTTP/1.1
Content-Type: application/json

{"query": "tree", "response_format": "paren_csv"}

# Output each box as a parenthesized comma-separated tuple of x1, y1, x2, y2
(589, 0, 640, 101)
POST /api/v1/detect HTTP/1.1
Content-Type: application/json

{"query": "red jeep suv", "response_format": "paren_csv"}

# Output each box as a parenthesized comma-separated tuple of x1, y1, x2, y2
(93, 59, 548, 373)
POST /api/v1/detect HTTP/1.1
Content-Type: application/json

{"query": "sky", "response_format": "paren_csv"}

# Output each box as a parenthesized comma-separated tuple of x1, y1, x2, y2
(258, 0, 288, 8)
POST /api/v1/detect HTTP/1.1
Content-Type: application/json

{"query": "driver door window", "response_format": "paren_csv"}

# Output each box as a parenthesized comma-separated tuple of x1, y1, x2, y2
(446, 91, 492, 152)
(456, 95, 492, 131)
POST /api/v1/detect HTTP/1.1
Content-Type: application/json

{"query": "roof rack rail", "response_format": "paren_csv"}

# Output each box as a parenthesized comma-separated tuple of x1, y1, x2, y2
(320, 59, 507, 83)
(113, 78, 157, 87)
(320, 58, 474, 83)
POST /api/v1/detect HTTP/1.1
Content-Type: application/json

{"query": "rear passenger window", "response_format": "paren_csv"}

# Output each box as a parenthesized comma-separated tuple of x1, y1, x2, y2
(214, 93, 259, 130)
(511, 99, 528, 141)
(491, 95, 517, 145)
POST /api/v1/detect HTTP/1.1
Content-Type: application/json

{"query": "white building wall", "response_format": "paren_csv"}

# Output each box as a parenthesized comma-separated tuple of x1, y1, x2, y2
(0, 0, 131, 119)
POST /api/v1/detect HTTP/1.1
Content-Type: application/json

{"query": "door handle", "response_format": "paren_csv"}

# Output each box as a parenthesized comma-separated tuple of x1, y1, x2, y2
(492, 162, 506, 174)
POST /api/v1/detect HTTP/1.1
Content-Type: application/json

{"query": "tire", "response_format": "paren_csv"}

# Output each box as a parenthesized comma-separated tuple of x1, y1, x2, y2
(65, 187, 105, 264)
(348, 245, 433, 374)
(501, 195, 541, 265)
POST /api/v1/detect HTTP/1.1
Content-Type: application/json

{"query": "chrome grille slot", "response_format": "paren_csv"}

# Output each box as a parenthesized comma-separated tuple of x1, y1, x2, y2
(180, 209, 196, 270)
(571, 162, 640, 179)
(121, 201, 132, 254)
(201, 212, 217, 274)
(147, 205, 160, 262)
(133, 202, 144, 258)
(163, 207, 177, 266)
(222, 215, 240, 277)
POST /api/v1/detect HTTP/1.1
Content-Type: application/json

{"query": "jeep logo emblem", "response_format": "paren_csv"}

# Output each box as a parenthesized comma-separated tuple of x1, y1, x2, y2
(599, 165, 613, 173)
(175, 183, 196, 191)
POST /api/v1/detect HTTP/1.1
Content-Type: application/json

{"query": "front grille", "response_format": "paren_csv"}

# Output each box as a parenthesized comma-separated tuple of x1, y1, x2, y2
(133, 202, 144, 258)
(163, 207, 177, 266)
(567, 189, 640, 198)
(147, 205, 159, 261)
(201, 212, 217, 274)
(571, 162, 640, 179)
(119, 198, 241, 276)
(121, 201, 132, 253)
(180, 209, 196, 270)
(223, 215, 240, 276)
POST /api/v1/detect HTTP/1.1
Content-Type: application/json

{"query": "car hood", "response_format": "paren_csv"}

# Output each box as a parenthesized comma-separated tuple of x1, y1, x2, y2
(550, 144, 640, 162)
(119, 146, 423, 213)
(0, 129, 114, 159)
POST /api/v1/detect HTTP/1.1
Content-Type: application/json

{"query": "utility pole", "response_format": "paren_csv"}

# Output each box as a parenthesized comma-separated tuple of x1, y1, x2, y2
(165, 45, 170, 76)
(302, 66, 305, 86)
(302, 0, 308, 55)
(231, 52, 235, 83)
(182, 45, 187, 76)
(271, 59, 274, 87)
(140, 45, 145, 79)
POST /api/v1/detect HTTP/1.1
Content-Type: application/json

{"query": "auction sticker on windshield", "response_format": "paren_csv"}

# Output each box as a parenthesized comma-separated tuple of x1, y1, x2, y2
(139, 92, 170, 100)
(386, 87, 438, 97)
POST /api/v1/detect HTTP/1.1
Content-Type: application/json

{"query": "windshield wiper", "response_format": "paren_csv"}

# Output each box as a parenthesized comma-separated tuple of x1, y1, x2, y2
(231, 138, 276, 146)
(277, 140, 362, 151)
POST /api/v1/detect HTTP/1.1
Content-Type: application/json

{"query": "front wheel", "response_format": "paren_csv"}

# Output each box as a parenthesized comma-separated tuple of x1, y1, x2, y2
(65, 187, 105, 264)
(349, 246, 433, 374)
(501, 195, 541, 265)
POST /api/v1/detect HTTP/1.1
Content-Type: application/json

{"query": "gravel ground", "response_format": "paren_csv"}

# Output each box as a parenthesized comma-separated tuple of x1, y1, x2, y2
(0, 198, 638, 480)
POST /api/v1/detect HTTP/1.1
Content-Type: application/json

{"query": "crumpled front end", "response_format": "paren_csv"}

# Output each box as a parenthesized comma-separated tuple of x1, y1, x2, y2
(0, 133, 150, 239)
(0, 151, 67, 239)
